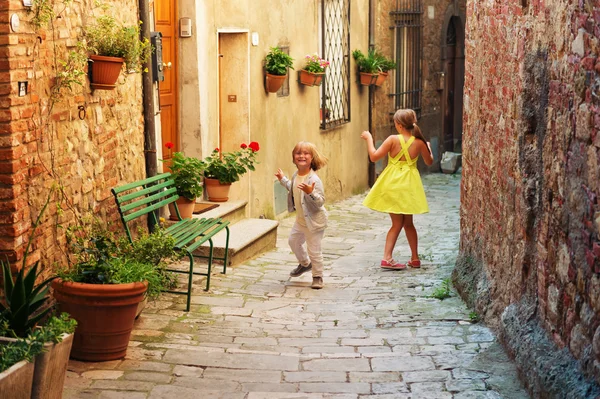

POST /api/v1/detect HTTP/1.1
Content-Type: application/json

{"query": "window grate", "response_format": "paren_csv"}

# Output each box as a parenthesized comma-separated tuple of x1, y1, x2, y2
(320, 0, 351, 129)
(390, 0, 422, 117)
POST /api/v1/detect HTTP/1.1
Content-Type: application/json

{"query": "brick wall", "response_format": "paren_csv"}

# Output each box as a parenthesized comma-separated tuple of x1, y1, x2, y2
(0, 0, 146, 276)
(455, 0, 600, 392)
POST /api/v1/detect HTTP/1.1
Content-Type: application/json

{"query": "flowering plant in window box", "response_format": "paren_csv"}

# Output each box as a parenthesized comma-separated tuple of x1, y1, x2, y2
(299, 53, 329, 87)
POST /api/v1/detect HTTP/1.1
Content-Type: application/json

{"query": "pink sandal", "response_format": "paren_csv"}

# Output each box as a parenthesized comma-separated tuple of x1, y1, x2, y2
(407, 259, 421, 268)
(381, 259, 407, 270)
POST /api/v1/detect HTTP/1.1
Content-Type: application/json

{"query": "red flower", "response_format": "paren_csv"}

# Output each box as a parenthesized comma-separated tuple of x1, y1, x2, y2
(249, 141, 260, 152)
(214, 147, 220, 152)
(240, 143, 247, 149)
(165, 142, 174, 149)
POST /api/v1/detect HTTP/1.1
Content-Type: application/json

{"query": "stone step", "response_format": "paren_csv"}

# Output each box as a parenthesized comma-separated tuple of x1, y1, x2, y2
(192, 200, 247, 225)
(194, 218, 279, 266)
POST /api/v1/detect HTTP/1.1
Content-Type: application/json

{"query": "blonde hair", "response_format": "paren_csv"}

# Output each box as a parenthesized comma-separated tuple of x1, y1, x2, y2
(292, 141, 328, 171)
(393, 109, 430, 152)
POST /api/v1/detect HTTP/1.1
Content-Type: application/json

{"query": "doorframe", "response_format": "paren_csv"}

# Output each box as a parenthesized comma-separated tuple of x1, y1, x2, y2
(215, 29, 251, 151)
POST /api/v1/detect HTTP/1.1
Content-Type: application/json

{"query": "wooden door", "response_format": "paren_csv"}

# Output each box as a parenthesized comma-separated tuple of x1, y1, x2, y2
(155, 0, 178, 170)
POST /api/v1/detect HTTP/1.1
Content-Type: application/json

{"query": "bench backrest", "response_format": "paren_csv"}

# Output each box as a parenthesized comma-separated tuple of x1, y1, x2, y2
(111, 173, 180, 242)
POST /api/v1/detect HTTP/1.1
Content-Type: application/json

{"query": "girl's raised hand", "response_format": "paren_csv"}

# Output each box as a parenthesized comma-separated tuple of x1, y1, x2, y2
(360, 131, 372, 141)
(275, 168, 285, 181)
(298, 182, 315, 194)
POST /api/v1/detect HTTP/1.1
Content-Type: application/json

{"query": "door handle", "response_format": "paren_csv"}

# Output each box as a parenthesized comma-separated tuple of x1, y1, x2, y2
(163, 62, 172, 69)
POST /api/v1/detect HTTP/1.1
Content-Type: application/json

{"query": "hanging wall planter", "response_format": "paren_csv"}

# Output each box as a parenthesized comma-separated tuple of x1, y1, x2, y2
(264, 46, 294, 94)
(375, 71, 388, 87)
(359, 72, 379, 86)
(299, 70, 325, 87)
(265, 73, 287, 93)
(89, 55, 124, 89)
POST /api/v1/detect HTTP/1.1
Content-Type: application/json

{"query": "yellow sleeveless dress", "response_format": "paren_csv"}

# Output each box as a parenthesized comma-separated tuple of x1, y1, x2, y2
(363, 135, 429, 214)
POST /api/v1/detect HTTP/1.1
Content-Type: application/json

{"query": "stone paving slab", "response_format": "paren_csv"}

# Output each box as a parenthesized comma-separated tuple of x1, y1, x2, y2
(64, 174, 530, 398)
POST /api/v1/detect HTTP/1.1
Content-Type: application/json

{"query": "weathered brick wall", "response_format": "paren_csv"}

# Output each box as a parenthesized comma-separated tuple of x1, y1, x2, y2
(456, 0, 600, 392)
(0, 0, 146, 275)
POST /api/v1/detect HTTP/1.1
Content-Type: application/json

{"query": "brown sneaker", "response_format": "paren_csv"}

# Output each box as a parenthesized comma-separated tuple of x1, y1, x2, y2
(290, 263, 312, 277)
(311, 277, 323, 289)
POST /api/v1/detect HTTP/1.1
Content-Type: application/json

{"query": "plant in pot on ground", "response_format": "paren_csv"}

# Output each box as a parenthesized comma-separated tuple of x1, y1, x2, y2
(162, 142, 206, 220)
(52, 221, 179, 361)
(0, 193, 78, 399)
(85, 14, 151, 89)
(352, 48, 381, 86)
(299, 53, 329, 87)
(203, 142, 260, 202)
(265, 46, 294, 93)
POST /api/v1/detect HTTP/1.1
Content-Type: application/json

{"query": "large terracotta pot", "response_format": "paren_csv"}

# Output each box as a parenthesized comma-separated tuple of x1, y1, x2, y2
(204, 178, 232, 202)
(265, 73, 287, 93)
(51, 279, 147, 362)
(299, 70, 325, 86)
(89, 54, 124, 89)
(168, 197, 195, 220)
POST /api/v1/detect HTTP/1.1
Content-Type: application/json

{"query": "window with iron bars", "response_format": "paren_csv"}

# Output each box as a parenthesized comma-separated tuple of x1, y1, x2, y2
(391, 0, 422, 117)
(319, 0, 351, 129)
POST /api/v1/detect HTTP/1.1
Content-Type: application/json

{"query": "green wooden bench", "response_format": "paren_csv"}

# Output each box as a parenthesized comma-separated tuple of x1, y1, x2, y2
(111, 172, 230, 311)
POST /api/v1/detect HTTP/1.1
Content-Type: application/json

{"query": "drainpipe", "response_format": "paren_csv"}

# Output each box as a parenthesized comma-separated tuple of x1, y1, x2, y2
(138, 0, 158, 230)
(367, 0, 375, 186)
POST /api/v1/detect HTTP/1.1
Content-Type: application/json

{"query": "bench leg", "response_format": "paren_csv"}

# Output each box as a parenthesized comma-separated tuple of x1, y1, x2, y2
(222, 226, 230, 274)
(205, 239, 214, 291)
(185, 251, 194, 312)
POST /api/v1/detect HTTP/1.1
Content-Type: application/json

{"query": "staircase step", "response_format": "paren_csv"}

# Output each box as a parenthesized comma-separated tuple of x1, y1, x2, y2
(193, 200, 247, 225)
(194, 218, 279, 266)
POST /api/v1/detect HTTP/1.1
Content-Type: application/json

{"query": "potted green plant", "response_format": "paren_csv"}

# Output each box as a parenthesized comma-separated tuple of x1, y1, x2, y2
(0, 194, 77, 399)
(85, 15, 151, 89)
(0, 337, 39, 399)
(373, 51, 396, 87)
(51, 222, 178, 361)
(203, 142, 260, 202)
(352, 49, 380, 86)
(162, 142, 206, 220)
(299, 53, 330, 87)
(265, 46, 294, 93)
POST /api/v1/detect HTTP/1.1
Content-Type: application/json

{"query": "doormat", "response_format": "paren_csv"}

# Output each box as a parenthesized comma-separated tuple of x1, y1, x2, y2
(193, 203, 219, 214)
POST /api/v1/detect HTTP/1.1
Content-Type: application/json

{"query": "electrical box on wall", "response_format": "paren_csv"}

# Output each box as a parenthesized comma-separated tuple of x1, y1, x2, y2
(180, 18, 192, 37)
(150, 32, 164, 82)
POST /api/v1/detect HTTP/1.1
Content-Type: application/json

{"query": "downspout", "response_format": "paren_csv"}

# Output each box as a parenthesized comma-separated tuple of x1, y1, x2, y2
(367, 0, 375, 186)
(138, 0, 158, 230)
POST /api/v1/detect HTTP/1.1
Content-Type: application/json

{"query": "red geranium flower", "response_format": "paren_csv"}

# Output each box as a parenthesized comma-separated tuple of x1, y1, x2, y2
(240, 143, 247, 149)
(214, 147, 220, 152)
(165, 142, 174, 149)
(248, 141, 260, 152)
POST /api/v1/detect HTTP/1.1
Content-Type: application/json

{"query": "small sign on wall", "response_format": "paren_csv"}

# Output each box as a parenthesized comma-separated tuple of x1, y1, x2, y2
(18, 81, 27, 97)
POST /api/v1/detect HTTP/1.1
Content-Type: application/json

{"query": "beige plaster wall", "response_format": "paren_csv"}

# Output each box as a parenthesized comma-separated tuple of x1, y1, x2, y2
(182, 1, 371, 218)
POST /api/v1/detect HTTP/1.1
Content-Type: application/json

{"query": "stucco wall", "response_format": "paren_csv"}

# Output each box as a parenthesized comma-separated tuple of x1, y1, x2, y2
(181, 0, 371, 219)
(0, 0, 146, 272)
(455, 0, 600, 394)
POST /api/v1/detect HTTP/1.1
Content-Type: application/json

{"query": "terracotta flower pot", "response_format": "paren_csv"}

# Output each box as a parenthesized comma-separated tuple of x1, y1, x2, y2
(299, 70, 325, 86)
(359, 72, 378, 86)
(51, 279, 147, 362)
(265, 73, 287, 93)
(89, 54, 124, 89)
(204, 178, 232, 202)
(375, 71, 389, 87)
(168, 197, 196, 220)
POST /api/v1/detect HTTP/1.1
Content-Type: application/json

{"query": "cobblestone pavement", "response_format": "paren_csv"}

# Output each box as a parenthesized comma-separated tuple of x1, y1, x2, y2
(64, 173, 530, 399)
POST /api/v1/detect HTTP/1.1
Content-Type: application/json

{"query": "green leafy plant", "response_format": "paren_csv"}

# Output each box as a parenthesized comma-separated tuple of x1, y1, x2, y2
(352, 49, 381, 74)
(373, 50, 396, 73)
(0, 335, 43, 372)
(469, 311, 480, 323)
(162, 142, 206, 200)
(303, 53, 330, 73)
(204, 142, 260, 184)
(429, 278, 452, 300)
(62, 222, 178, 299)
(85, 15, 151, 72)
(265, 47, 294, 76)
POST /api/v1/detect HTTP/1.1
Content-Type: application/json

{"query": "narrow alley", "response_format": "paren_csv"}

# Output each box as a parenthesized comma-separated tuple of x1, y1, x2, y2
(63, 174, 529, 398)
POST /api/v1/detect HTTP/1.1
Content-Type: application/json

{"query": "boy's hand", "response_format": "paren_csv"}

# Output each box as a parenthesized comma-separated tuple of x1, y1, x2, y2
(275, 168, 285, 181)
(360, 131, 372, 141)
(298, 182, 315, 194)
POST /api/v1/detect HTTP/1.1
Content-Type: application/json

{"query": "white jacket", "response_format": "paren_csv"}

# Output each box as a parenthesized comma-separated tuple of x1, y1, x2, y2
(280, 170, 328, 232)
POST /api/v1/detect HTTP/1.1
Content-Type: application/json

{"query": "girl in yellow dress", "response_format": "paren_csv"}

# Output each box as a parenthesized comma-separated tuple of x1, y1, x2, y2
(361, 109, 433, 269)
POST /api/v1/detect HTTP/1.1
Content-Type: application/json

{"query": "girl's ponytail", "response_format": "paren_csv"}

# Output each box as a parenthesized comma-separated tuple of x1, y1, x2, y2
(412, 124, 431, 154)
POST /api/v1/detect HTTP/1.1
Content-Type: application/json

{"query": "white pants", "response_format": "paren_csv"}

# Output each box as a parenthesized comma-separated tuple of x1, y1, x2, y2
(288, 221, 324, 277)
